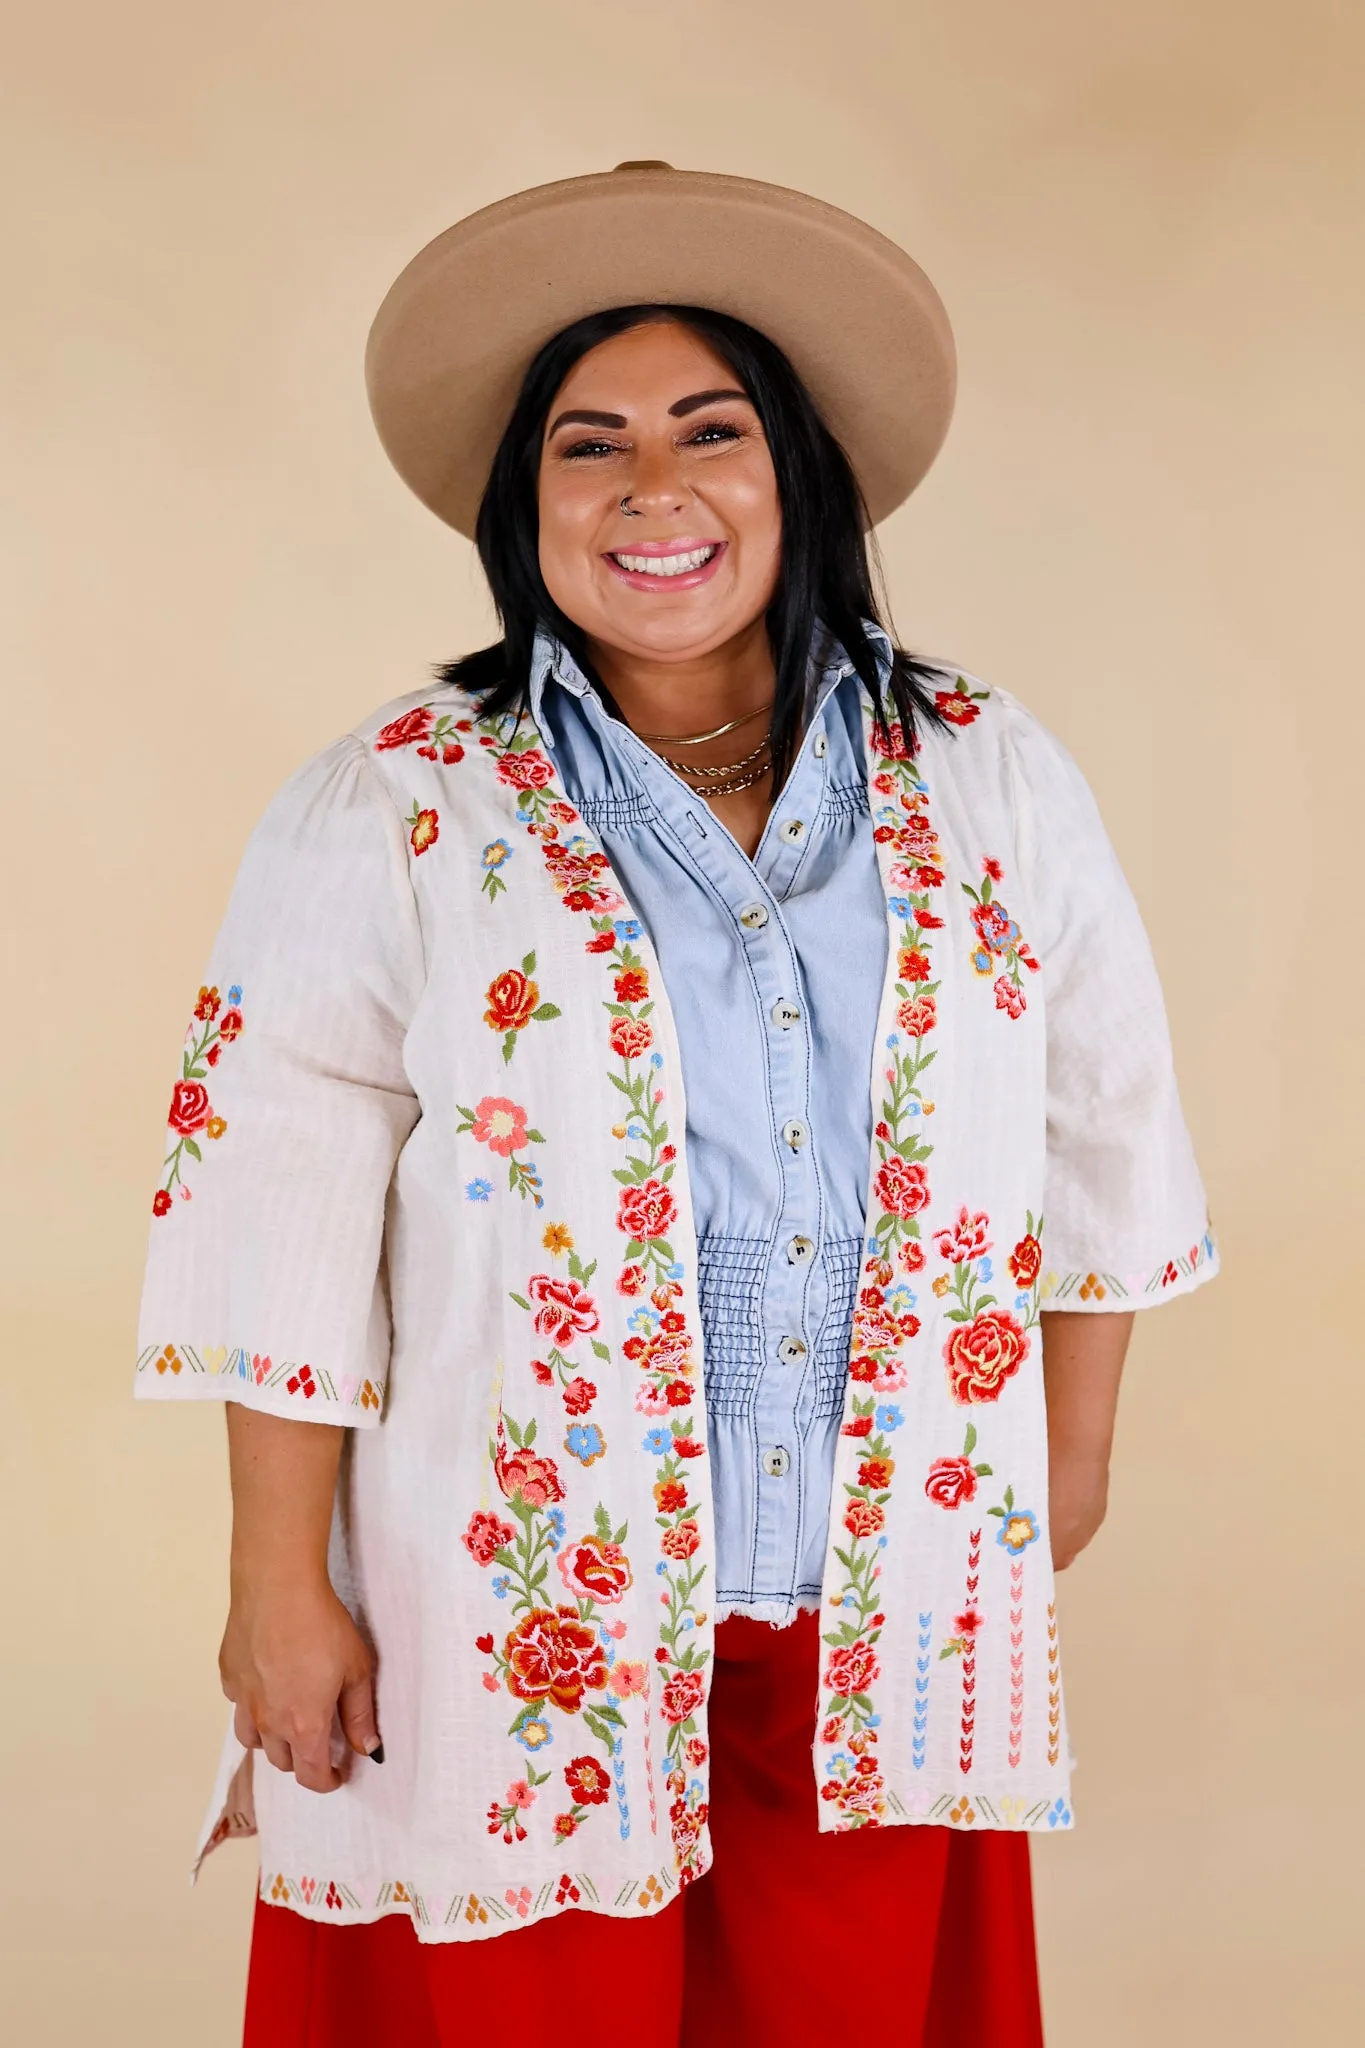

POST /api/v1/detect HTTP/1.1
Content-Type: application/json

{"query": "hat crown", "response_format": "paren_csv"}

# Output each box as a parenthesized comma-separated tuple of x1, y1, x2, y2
(612, 160, 674, 172)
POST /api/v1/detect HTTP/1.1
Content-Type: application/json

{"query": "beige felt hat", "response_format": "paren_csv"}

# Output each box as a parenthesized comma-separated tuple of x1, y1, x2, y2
(365, 163, 956, 538)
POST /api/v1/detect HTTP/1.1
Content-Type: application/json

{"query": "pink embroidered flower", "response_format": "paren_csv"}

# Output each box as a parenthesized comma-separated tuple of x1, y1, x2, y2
(824, 1640, 880, 1698)
(527, 1273, 600, 1346)
(924, 1456, 978, 1508)
(557, 1533, 633, 1605)
(933, 1207, 992, 1264)
(375, 706, 435, 751)
(609, 1660, 647, 1699)
(496, 748, 554, 792)
(994, 975, 1026, 1019)
(470, 1096, 529, 1156)
(897, 994, 937, 1037)
(874, 1156, 930, 1221)
(617, 1179, 676, 1243)
(660, 1670, 705, 1725)
(494, 1444, 565, 1510)
(609, 1015, 654, 1059)
(462, 1509, 516, 1565)
(844, 1498, 885, 1538)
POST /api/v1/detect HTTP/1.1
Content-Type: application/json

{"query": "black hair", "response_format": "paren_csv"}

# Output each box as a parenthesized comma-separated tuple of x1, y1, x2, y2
(436, 303, 946, 780)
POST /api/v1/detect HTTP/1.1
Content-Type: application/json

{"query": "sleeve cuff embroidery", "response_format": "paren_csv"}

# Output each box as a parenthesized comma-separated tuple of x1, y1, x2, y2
(136, 1342, 385, 1416)
(1039, 1228, 1218, 1309)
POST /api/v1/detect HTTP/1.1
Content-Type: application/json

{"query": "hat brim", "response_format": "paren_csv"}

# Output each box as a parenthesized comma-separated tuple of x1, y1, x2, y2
(365, 167, 956, 538)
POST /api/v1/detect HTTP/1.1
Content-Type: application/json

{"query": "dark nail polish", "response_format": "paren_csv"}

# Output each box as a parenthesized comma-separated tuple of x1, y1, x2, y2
(368, 1743, 385, 1765)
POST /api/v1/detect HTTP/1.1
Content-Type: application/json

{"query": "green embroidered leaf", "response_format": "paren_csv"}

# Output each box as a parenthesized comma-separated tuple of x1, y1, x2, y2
(182, 1138, 202, 1162)
(524, 1127, 546, 1143)
(506, 1418, 523, 1447)
(1004, 1485, 1014, 1510)
(590, 1338, 611, 1361)
(501, 1032, 516, 1065)
(963, 1423, 978, 1456)
(522, 952, 536, 976)
(523, 1417, 537, 1445)
(611, 1168, 637, 1186)
(531, 1004, 561, 1022)
(508, 1291, 530, 1310)
(593, 1502, 613, 1541)
(974, 1463, 993, 1477)
(988, 1506, 1006, 1518)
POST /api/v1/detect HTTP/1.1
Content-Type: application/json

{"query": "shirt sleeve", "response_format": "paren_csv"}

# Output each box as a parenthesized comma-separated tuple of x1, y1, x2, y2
(135, 734, 425, 1422)
(1003, 695, 1218, 1311)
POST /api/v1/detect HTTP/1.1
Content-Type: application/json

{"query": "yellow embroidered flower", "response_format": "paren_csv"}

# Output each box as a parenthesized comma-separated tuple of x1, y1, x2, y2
(932, 1273, 951, 1297)
(612, 1123, 627, 1139)
(542, 1222, 574, 1255)
(206, 1115, 227, 1140)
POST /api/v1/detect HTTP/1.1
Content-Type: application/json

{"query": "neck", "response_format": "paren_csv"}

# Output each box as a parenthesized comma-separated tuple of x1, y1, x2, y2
(584, 618, 777, 742)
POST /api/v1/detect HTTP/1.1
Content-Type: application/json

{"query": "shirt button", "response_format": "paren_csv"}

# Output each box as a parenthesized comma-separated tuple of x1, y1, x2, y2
(771, 997, 802, 1029)
(739, 903, 770, 931)
(781, 1118, 809, 1151)
(762, 1446, 792, 1479)
(778, 818, 806, 844)
(813, 733, 828, 758)
(787, 1234, 815, 1265)
(777, 1335, 807, 1364)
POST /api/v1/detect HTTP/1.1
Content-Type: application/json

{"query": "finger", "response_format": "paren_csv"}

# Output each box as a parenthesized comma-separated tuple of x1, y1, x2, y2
(259, 1732, 295, 1775)
(233, 1701, 263, 1750)
(339, 1667, 383, 1763)
(288, 1725, 340, 1796)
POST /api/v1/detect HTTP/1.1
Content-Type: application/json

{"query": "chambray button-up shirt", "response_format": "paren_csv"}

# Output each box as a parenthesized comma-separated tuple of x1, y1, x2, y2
(530, 629, 888, 1623)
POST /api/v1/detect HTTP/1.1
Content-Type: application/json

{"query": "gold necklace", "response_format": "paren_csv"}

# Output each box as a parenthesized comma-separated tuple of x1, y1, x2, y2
(658, 735, 771, 779)
(635, 701, 772, 746)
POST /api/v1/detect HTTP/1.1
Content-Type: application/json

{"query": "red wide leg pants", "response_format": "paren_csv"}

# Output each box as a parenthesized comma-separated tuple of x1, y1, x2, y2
(244, 1611, 1044, 2047)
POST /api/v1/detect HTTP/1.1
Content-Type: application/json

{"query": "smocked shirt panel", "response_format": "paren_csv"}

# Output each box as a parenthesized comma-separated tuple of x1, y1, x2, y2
(530, 633, 887, 1622)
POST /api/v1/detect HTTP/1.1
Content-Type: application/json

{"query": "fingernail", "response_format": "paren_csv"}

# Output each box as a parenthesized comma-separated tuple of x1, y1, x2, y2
(368, 1742, 385, 1765)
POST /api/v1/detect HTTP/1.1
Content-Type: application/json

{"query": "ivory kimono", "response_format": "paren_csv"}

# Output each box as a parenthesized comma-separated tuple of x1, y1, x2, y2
(136, 669, 1216, 1941)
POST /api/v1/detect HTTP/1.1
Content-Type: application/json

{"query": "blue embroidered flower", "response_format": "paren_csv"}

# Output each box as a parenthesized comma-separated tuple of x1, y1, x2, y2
(887, 896, 911, 919)
(971, 946, 994, 976)
(643, 1428, 672, 1455)
(875, 1404, 905, 1432)
(491, 1574, 510, 1600)
(227, 984, 243, 1004)
(1014, 1292, 1030, 1316)
(996, 1508, 1040, 1555)
(885, 1285, 917, 1316)
(977, 1256, 993, 1283)
(614, 918, 643, 941)
(465, 1178, 494, 1202)
(650, 1052, 664, 1070)
(545, 1507, 567, 1551)
(564, 1422, 606, 1466)
(516, 1717, 552, 1753)
(627, 1306, 661, 1335)
(480, 838, 512, 871)
(1047, 1796, 1072, 1828)
(885, 1031, 901, 1049)
(666, 1262, 685, 1280)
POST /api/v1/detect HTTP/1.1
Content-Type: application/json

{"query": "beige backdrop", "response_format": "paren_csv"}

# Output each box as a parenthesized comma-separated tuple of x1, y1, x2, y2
(4, 2, 1362, 2041)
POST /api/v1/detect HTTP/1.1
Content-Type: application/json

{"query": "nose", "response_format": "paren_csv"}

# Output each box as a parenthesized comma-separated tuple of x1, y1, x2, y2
(619, 441, 692, 519)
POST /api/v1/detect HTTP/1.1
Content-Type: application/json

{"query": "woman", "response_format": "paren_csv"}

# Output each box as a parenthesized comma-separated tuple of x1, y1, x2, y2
(137, 166, 1217, 2046)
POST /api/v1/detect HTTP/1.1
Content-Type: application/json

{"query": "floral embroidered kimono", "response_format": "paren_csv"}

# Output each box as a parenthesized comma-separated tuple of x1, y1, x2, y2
(136, 671, 1215, 1941)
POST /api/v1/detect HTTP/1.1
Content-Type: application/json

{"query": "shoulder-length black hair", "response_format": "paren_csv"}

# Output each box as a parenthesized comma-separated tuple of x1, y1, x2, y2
(437, 302, 946, 781)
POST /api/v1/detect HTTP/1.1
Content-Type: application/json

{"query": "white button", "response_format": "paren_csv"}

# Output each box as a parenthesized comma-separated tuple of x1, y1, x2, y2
(813, 733, 828, 758)
(771, 997, 802, 1029)
(787, 1234, 815, 1264)
(781, 1119, 809, 1151)
(778, 818, 806, 844)
(762, 1446, 792, 1479)
(777, 1335, 807, 1364)
(739, 903, 769, 931)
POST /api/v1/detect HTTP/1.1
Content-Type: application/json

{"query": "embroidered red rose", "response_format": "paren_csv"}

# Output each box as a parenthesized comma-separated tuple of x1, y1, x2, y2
(842, 1410, 874, 1434)
(586, 930, 617, 954)
(614, 968, 650, 1002)
(924, 1456, 978, 1508)
(660, 1670, 705, 1724)
(495, 1443, 565, 1509)
(562, 1377, 596, 1416)
(654, 1479, 688, 1513)
(914, 909, 944, 930)
(934, 688, 981, 727)
(168, 1080, 211, 1136)
(994, 975, 1026, 1019)
(899, 1240, 926, 1275)
(944, 1308, 1031, 1405)
(898, 948, 932, 984)
(462, 1509, 516, 1565)
(874, 1156, 930, 1221)
(672, 1436, 705, 1459)
(617, 1179, 676, 1243)
(496, 749, 554, 791)
(1008, 1234, 1043, 1288)
(484, 968, 539, 1033)
(609, 1015, 654, 1060)
(857, 1455, 895, 1490)
(375, 706, 435, 751)
(825, 1640, 879, 1697)
(897, 995, 937, 1037)
(844, 1499, 885, 1538)
(504, 1606, 608, 1712)
(152, 1189, 172, 1217)
(617, 1263, 647, 1296)
(660, 1519, 702, 1560)
(527, 1273, 600, 1347)
(557, 1533, 633, 1605)
(217, 1007, 244, 1043)
(564, 1755, 612, 1805)
(933, 1206, 992, 1264)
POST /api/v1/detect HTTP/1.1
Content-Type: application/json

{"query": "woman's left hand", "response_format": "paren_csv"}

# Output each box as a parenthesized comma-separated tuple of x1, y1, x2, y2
(1039, 1309, 1134, 1571)
(1047, 1449, 1111, 1571)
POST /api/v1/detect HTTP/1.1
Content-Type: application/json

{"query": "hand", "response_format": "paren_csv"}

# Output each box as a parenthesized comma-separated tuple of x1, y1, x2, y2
(219, 1575, 381, 1793)
(1048, 1449, 1110, 1571)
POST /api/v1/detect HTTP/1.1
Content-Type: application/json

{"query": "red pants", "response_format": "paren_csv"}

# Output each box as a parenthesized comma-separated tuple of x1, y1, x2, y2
(245, 1611, 1043, 2047)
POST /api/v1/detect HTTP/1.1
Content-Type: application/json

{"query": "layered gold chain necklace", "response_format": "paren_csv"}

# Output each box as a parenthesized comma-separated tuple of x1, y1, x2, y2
(635, 700, 774, 798)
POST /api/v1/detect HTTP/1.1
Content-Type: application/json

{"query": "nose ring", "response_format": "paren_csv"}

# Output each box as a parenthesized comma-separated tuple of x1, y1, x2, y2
(620, 494, 642, 517)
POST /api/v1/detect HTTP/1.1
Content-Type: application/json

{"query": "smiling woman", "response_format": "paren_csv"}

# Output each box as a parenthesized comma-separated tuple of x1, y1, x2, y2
(136, 164, 1216, 2048)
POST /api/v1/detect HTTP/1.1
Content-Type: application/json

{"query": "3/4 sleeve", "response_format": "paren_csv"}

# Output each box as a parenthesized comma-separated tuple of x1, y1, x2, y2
(1003, 696, 1218, 1310)
(135, 734, 425, 1422)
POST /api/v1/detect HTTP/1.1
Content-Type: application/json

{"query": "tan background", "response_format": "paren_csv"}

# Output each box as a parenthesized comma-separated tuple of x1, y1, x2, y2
(3, 1, 1361, 2040)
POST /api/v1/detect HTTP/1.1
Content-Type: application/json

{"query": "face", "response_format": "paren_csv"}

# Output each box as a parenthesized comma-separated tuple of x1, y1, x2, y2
(536, 320, 782, 664)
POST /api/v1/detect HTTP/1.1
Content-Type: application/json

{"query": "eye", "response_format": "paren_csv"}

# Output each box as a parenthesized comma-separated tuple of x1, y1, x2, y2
(684, 419, 745, 448)
(558, 435, 625, 462)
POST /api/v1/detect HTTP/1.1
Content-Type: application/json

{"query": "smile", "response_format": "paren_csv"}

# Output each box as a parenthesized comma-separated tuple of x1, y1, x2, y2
(604, 541, 726, 590)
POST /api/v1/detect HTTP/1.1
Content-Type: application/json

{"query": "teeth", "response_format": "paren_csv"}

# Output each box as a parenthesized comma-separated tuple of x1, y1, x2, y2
(613, 546, 718, 576)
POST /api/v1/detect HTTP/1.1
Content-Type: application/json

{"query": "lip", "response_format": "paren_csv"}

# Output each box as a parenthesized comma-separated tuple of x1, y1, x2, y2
(602, 539, 727, 593)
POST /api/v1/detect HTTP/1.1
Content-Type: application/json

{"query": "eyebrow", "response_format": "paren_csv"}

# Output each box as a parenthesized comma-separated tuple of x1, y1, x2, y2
(545, 388, 752, 438)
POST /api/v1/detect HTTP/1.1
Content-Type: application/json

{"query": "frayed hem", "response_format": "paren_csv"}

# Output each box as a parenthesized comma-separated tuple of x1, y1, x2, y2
(713, 1595, 823, 1628)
